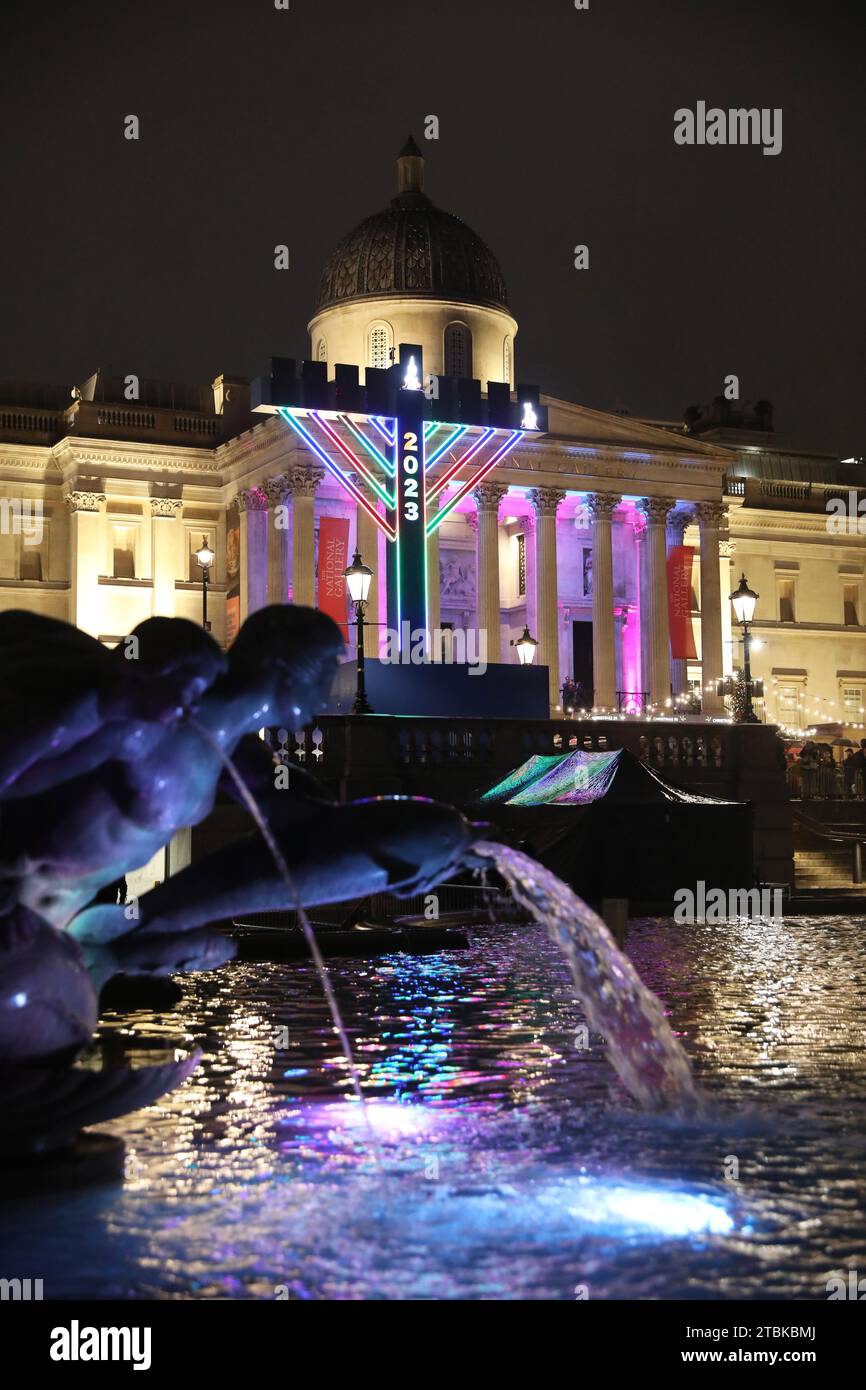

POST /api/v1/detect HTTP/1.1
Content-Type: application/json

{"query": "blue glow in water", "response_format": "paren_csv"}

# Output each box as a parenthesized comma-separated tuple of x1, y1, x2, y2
(549, 1179, 735, 1237)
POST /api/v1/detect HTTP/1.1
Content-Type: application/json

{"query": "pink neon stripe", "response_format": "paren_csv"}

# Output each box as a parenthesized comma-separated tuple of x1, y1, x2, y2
(430, 432, 522, 525)
(312, 413, 393, 507)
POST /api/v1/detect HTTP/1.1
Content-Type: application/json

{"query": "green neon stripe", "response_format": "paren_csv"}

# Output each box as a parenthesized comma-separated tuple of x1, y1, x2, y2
(340, 415, 396, 477)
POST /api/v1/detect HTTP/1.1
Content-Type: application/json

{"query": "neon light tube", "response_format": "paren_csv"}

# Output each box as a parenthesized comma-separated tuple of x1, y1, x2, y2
(426, 431, 523, 535)
(278, 408, 396, 540)
(339, 415, 396, 476)
(426, 428, 496, 503)
(425, 424, 468, 473)
(310, 412, 395, 509)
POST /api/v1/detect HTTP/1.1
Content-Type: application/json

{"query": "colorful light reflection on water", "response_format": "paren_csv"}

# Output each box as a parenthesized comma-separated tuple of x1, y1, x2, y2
(2, 917, 866, 1298)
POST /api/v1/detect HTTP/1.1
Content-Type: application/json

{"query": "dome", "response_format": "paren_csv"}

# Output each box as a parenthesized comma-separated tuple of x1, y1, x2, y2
(315, 138, 509, 313)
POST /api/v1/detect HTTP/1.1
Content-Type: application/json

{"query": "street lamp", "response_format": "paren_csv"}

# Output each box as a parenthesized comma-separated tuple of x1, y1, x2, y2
(730, 573, 760, 722)
(344, 549, 373, 714)
(515, 624, 538, 666)
(195, 535, 215, 632)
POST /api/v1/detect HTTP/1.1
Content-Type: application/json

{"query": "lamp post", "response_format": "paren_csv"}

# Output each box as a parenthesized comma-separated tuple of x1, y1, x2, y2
(194, 535, 215, 632)
(344, 549, 374, 714)
(515, 624, 538, 666)
(730, 573, 759, 722)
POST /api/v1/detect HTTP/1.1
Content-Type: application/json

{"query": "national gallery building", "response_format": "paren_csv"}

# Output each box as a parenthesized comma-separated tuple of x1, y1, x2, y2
(1, 141, 863, 734)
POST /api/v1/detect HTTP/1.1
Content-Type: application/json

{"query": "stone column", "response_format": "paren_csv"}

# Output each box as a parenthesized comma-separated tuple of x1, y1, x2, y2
(150, 497, 183, 618)
(290, 465, 324, 609)
(264, 475, 291, 604)
(66, 488, 106, 636)
(585, 492, 619, 710)
(237, 488, 269, 621)
(637, 497, 675, 710)
(719, 538, 736, 676)
(472, 480, 508, 664)
(696, 501, 727, 715)
(666, 505, 694, 699)
(529, 487, 565, 712)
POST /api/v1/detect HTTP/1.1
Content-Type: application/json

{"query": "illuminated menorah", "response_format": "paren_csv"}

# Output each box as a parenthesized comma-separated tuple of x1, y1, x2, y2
(252, 343, 546, 650)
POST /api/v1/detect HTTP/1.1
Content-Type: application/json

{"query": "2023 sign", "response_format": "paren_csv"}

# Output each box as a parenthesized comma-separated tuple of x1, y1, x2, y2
(402, 430, 419, 521)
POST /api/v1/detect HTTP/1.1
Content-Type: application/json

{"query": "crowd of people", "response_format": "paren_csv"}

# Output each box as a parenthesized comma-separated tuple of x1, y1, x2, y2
(785, 739, 866, 799)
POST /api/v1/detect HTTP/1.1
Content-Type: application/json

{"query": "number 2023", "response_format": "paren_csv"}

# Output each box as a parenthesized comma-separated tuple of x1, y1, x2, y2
(403, 431, 419, 520)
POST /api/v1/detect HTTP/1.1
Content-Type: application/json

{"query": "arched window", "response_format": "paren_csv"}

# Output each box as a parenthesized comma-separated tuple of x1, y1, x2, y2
(367, 322, 393, 370)
(444, 322, 472, 378)
(316, 338, 327, 362)
(503, 336, 512, 387)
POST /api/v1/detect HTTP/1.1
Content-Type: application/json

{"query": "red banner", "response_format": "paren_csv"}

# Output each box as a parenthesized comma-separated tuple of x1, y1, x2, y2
(318, 516, 350, 641)
(667, 545, 697, 660)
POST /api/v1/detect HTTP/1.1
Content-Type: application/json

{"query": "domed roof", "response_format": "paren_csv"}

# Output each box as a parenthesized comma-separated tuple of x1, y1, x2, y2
(315, 138, 509, 313)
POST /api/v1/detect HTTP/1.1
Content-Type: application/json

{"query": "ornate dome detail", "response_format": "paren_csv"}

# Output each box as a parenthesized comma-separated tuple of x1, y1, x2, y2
(316, 139, 509, 313)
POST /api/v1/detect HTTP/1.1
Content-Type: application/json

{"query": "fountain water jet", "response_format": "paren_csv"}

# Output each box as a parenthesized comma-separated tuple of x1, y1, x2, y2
(188, 717, 372, 1129)
(472, 842, 702, 1115)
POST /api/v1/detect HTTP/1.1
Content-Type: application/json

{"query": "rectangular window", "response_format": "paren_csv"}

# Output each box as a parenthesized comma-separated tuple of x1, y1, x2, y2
(777, 577, 796, 623)
(844, 584, 859, 626)
(517, 533, 526, 596)
(112, 526, 136, 579)
(19, 546, 43, 581)
(776, 683, 803, 723)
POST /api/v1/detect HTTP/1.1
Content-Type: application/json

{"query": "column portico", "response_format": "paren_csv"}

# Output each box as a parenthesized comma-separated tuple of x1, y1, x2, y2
(290, 465, 325, 609)
(237, 488, 269, 620)
(666, 505, 694, 699)
(472, 480, 508, 664)
(264, 475, 291, 605)
(150, 497, 183, 619)
(696, 501, 727, 714)
(66, 488, 107, 635)
(529, 486, 565, 711)
(637, 496, 675, 709)
(585, 491, 619, 710)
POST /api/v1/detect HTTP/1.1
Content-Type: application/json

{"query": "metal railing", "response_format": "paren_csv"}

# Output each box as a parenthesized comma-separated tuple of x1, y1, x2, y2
(787, 765, 862, 799)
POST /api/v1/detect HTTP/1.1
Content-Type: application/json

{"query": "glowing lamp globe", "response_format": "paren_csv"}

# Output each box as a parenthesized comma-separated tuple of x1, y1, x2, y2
(730, 574, 758, 625)
(195, 536, 215, 570)
(344, 550, 373, 605)
(516, 624, 538, 665)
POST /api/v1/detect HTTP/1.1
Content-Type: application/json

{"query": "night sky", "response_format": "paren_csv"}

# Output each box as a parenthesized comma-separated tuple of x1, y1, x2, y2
(2, 0, 863, 453)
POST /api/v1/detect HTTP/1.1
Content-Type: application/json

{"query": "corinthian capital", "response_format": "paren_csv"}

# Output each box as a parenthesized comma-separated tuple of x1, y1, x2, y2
(237, 487, 268, 513)
(637, 496, 675, 526)
(585, 491, 620, 523)
(472, 480, 509, 513)
(263, 474, 291, 508)
(150, 497, 183, 518)
(666, 505, 694, 542)
(695, 500, 728, 530)
(65, 489, 106, 513)
(289, 465, 325, 499)
(528, 486, 565, 518)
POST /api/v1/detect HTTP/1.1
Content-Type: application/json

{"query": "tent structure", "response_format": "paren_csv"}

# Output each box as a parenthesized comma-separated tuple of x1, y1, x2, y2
(481, 747, 736, 807)
(477, 748, 753, 910)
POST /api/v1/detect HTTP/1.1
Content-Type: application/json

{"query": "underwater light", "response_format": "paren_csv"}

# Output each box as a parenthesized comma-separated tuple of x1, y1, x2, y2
(551, 1179, 735, 1237)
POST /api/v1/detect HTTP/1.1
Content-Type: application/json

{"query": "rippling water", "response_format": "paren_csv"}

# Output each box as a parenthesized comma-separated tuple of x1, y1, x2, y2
(3, 916, 866, 1299)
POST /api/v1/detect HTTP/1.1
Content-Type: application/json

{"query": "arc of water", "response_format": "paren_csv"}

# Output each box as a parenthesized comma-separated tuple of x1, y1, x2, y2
(189, 719, 373, 1133)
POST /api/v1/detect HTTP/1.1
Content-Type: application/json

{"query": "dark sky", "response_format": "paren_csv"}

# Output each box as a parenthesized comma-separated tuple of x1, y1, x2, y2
(2, 0, 863, 453)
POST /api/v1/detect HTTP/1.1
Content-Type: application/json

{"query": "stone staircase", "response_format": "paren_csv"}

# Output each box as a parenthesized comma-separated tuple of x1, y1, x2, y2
(795, 846, 858, 889)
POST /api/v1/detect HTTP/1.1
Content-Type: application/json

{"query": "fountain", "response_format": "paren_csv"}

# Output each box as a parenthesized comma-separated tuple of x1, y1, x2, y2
(0, 602, 701, 1182)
